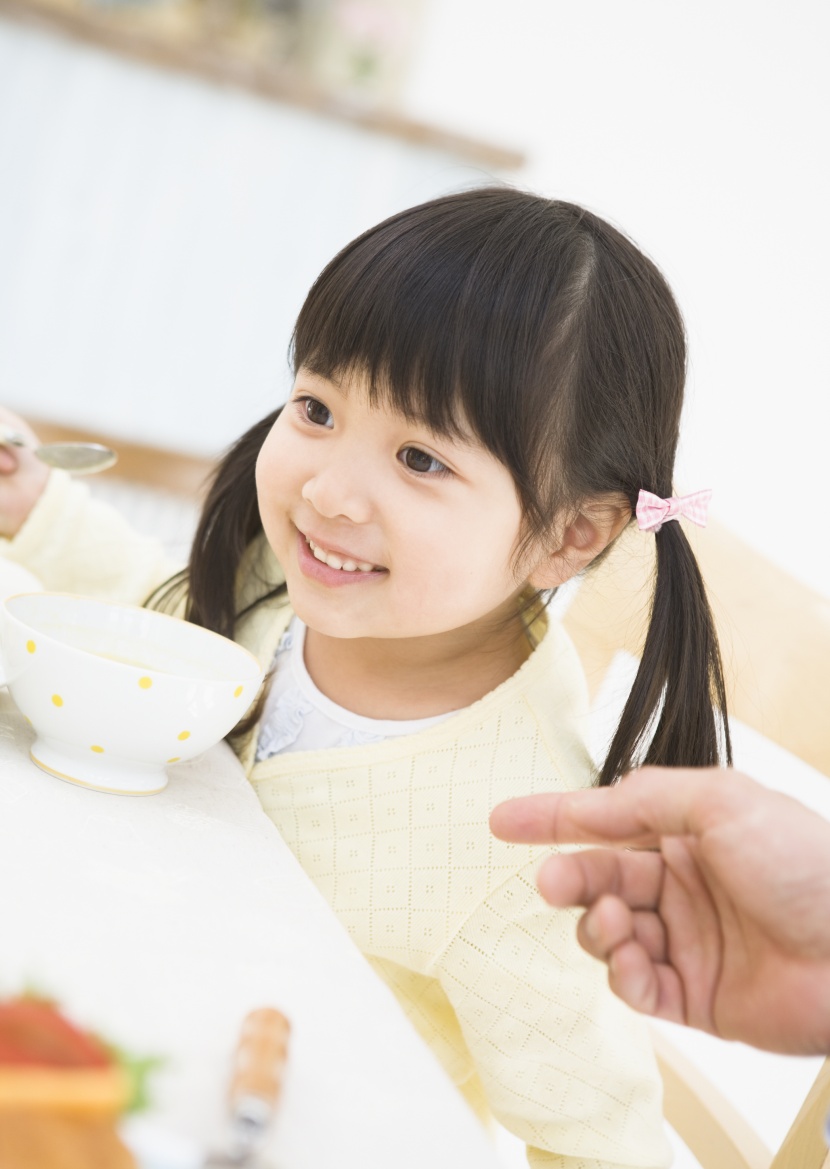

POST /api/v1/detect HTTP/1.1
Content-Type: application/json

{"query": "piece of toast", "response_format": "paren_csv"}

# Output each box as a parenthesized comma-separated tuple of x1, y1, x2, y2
(0, 997, 136, 1168)
(0, 1063, 131, 1114)
(0, 1112, 136, 1169)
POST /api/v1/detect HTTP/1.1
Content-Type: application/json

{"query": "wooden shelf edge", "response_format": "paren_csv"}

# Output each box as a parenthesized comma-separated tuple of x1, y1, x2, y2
(0, 0, 526, 171)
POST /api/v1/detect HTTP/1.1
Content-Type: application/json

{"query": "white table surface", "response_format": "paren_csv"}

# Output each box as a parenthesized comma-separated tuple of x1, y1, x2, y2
(0, 581, 502, 1168)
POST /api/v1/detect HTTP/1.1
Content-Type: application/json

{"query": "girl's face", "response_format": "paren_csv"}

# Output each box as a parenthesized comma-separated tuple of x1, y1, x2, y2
(255, 368, 533, 643)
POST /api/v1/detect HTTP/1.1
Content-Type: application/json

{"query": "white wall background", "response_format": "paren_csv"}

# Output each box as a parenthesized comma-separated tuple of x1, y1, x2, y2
(405, 0, 830, 598)
(0, 19, 487, 453)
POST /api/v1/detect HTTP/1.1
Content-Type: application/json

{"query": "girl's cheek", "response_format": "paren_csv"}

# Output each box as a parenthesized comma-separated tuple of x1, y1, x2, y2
(256, 432, 282, 490)
(254, 448, 285, 525)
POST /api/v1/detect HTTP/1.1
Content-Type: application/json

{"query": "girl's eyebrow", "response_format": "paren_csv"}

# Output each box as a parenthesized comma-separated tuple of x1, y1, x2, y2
(424, 411, 479, 449)
(294, 370, 341, 395)
(436, 425, 480, 451)
(399, 408, 485, 456)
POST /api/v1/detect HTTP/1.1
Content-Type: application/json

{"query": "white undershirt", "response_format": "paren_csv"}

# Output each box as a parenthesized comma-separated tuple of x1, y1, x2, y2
(255, 618, 456, 760)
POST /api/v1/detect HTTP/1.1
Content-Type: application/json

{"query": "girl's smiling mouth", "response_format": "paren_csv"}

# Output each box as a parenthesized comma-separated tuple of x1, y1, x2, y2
(296, 528, 387, 585)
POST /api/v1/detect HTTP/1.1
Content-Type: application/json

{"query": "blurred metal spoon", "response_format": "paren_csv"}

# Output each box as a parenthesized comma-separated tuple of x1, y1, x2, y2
(0, 427, 118, 474)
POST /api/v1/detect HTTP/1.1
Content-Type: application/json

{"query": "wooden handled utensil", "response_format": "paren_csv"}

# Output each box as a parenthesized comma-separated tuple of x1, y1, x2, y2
(204, 1007, 291, 1168)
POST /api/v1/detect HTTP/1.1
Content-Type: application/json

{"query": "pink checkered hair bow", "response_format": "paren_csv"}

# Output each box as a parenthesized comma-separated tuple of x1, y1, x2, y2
(636, 488, 712, 533)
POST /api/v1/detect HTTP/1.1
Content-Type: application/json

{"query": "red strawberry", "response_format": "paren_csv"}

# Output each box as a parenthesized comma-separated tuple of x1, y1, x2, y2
(0, 999, 111, 1069)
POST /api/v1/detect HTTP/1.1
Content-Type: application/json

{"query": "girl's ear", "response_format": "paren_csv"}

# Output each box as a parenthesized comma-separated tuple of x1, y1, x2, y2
(527, 499, 631, 589)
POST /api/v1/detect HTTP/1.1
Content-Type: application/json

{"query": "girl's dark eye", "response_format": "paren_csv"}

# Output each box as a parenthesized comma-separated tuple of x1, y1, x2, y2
(400, 447, 450, 476)
(301, 397, 333, 427)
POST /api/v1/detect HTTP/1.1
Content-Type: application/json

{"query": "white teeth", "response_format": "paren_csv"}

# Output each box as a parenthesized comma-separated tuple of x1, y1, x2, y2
(307, 538, 377, 573)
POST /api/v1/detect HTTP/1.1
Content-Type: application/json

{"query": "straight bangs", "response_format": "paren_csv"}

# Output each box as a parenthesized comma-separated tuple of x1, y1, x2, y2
(290, 188, 595, 527)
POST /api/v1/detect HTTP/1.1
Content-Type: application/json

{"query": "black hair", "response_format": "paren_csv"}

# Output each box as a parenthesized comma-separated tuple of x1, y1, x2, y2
(152, 186, 730, 781)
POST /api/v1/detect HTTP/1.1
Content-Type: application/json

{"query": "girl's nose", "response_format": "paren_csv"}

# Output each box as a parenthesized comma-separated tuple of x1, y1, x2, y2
(301, 464, 373, 524)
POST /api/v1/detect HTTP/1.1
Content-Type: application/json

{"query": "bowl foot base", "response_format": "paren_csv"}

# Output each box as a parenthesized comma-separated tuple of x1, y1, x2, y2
(29, 739, 168, 795)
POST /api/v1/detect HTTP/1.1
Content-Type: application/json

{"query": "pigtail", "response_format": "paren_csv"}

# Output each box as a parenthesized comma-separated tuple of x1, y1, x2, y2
(597, 521, 732, 786)
(147, 409, 285, 638)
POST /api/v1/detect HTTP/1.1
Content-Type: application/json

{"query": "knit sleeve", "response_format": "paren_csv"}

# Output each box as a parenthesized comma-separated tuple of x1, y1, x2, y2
(0, 469, 178, 603)
(430, 857, 671, 1169)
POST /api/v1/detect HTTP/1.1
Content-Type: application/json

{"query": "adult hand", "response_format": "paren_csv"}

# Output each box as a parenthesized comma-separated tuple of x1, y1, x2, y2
(490, 767, 830, 1055)
(0, 407, 50, 539)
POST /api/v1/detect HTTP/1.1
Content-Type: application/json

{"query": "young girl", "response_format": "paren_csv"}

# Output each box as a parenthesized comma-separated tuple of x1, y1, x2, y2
(1, 186, 730, 1168)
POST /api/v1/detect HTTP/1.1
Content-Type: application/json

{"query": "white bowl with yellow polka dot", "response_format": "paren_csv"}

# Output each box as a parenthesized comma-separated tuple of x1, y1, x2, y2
(0, 592, 264, 794)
